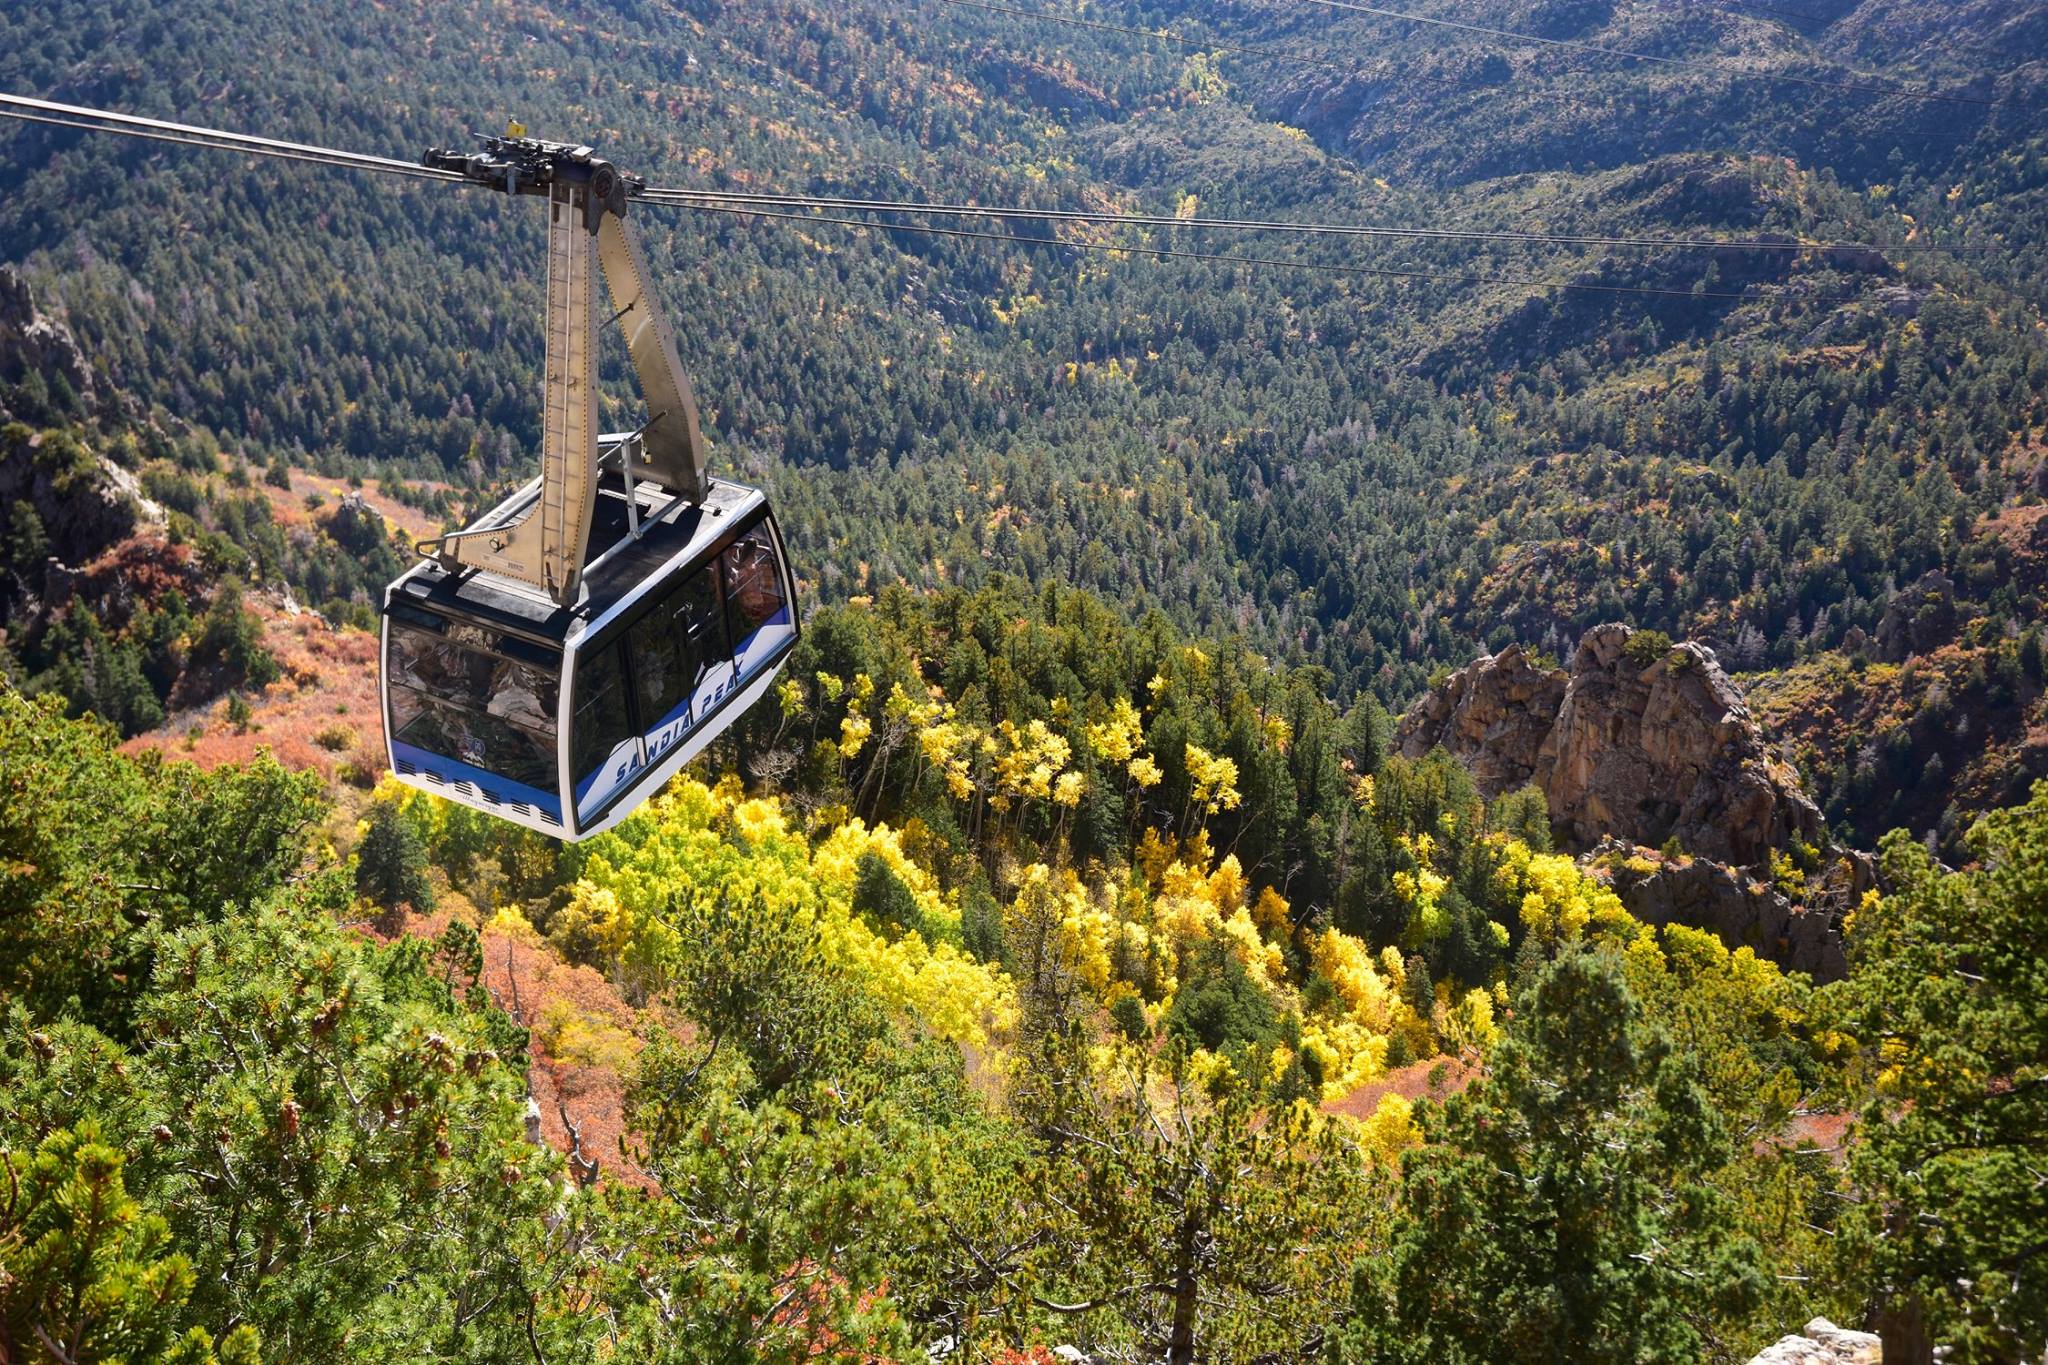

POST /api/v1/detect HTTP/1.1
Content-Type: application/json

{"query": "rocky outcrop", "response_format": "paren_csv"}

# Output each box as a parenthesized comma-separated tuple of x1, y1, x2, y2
(1396, 643, 1565, 795)
(1876, 569, 1957, 661)
(1398, 624, 1822, 866)
(0, 429, 139, 575)
(1746, 1318, 1880, 1365)
(1399, 624, 1860, 978)
(1592, 839, 1862, 982)
(0, 266, 101, 419)
(0, 269, 167, 621)
(1540, 625, 1822, 866)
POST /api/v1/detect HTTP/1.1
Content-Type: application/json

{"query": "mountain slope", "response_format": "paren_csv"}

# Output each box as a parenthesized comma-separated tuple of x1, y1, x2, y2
(3, 0, 2046, 840)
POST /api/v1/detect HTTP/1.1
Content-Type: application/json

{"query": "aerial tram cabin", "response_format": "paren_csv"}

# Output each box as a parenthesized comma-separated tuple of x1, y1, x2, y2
(380, 131, 797, 840)
(383, 455, 795, 840)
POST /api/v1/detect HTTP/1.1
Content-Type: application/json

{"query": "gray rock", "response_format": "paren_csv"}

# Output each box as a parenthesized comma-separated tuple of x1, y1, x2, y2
(1746, 1317, 1881, 1365)
(0, 266, 104, 419)
(1594, 838, 1854, 982)
(1398, 643, 1566, 795)
(0, 430, 139, 573)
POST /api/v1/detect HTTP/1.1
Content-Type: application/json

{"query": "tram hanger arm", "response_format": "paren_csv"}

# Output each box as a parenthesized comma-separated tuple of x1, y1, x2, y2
(420, 129, 709, 606)
(595, 212, 708, 505)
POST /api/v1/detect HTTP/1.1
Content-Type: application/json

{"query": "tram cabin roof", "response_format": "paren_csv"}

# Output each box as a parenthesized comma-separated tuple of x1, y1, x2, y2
(390, 473, 769, 645)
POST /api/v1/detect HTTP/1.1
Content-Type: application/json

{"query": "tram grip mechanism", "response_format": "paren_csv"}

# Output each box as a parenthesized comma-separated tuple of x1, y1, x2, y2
(419, 130, 709, 605)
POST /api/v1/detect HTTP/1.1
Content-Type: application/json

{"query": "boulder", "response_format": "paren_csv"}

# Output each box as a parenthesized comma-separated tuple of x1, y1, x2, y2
(1746, 1318, 1881, 1365)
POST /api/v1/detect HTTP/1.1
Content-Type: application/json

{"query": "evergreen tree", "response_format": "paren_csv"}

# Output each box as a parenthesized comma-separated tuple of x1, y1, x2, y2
(0, 1124, 258, 1365)
(0, 689, 320, 1031)
(353, 796, 434, 914)
(1336, 950, 1766, 1364)
(190, 579, 278, 689)
(851, 849, 930, 942)
(1829, 783, 2048, 1362)
(0, 894, 573, 1360)
(4, 499, 47, 583)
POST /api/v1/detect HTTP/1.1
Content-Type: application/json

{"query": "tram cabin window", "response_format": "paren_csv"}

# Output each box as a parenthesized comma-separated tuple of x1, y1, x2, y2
(387, 615, 560, 797)
(630, 563, 728, 737)
(572, 639, 637, 817)
(570, 516, 794, 823)
(724, 523, 788, 645)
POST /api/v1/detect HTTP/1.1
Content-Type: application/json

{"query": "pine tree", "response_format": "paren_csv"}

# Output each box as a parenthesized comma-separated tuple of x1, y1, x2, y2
(0, 1124, 258, 1365)
(4, 499, 47, 582)
(0, 689, 322, 1030)
(353, 797, 435, 914)
(101, 636, 164, 736)
(2019, 629, 2045, 686)
(1829, 783, 2048, 1362)
(191, 579, 278, 689)
(851, 849, 929, 941)
(1336, 950, 1766, 1364)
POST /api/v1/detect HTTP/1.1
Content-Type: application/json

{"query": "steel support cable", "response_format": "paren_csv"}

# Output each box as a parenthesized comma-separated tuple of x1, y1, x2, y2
(640, 187, 1976, 257)
(0, 107, 472, 183)
(2, 90, 1979, 263)
(0, 92, 470, 182)
(0, 93, 1798, 300)
(677, 200, 1820, 302)
(1281, 0, 2013, 108)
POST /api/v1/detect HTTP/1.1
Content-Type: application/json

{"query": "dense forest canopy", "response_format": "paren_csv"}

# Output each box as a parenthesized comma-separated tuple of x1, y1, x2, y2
(6, 587, 2048, 1358)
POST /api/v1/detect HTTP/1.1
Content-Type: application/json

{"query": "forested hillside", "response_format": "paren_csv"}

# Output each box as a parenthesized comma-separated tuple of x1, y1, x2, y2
(7, 582, 2048, 1360)
(4, 0, 2048, 1359)
(5, 0, 2048, 836)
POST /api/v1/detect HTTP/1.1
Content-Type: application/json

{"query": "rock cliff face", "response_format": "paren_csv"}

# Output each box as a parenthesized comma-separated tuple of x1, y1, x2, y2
(1398, 624, 1860, 979)
(0, 268, 164, 621)
(1542, 625, 1824, 865)
(1593, 839, 1858, 982)
(1394, 642, 1565, 795)
(0, 430, 141, 577)
(1399, 624, 1822, 866)
(0, 266, 102, 419)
